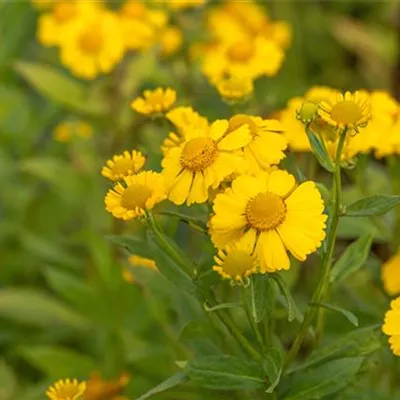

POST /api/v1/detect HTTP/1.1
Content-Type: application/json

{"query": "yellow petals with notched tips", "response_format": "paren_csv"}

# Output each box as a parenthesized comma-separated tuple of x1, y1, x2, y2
(383, 297, 400, 356)
(209, 170, 327, 273)
(105, 171, 166, 221)
(101, 150, 146, 182)
(46, 379, 86, 400)
(131, 88, 177, 116)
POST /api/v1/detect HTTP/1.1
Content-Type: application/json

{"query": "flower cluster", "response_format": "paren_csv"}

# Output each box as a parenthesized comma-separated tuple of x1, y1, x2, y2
(33, 0, 190, 79)
(197, 1, 291, 101)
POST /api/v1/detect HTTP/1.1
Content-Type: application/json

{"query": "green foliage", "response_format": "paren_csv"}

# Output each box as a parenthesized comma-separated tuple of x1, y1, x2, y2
(345, 195, 400, 217)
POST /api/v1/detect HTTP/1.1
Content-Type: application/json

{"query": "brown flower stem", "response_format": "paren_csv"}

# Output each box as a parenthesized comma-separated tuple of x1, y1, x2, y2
(283, 128, 347, 370)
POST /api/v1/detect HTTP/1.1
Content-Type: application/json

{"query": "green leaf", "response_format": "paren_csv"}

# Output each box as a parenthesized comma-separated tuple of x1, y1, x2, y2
(283, 357, 364, 400)
(147, 230, 198, 295)
(262, 348, 284, 393)
(14, 62, 106, 116)
(0, 289, 89, 330)
(187, 355, 265, 390)
(204, 302, 242, 312)
(0, 360, 16, 400)
(271, 273, 301, 322)
(305, 128, 335, 173)
(246, 274, 274, 324)
(137, 371, 188, 400)
(106, 234, 152, 257)
(345, 195, 400, 217)
(310, 302, 358, 327)
(330, 233, 374, 283)
(287, 325, 383, 375)
(20, 346, 96, 378)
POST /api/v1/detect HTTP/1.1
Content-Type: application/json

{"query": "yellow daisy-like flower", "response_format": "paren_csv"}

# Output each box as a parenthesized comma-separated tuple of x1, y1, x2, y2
(215, 76, 254, 102)
(105, 171, 166, 221)
(162, 107, 209, 154)
(228, 115, 287, 172)
(160, 26, 183, 57)
(119, 0, 167, 51)
(209, 169, 327, 273)
(382, 253, 400, 297)
(46, 379, 86, 400)
(59, 9, 125, 79)
(213, 238, 257, 283)
(53, 121, 93, 142)
(383, 297, 400, 356)
(131, 88, 177, 116)
(318, 91, 371, 133)
(202, 36, 284, 82)
(84, 372, 129, 400)
(162, 120, 252, 205)
(101, 151, 146, 182)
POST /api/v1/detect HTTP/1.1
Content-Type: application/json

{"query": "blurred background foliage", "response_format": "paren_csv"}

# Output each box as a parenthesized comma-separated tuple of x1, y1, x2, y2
(1, 1, 400, 399)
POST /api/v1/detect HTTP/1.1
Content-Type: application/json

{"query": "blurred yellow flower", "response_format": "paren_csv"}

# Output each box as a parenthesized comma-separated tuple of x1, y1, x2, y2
(382, 253, 400, 297)
(124, 255, 158, 283)
(162, 106, 209, 153)
(213, 238, 257, 283)
(209, 170, 327, 272)
(105, 171, 166, 220)
(84, 372, 129, 400)
(46, 379, 86, 400)
(53, 121, 93, 142)
(215, 76, 254, 102)
(101, 151, 146, 182)
(318, 91, 371, 133)
(227, 115, 287, 172)
(162, 120, 251, 205)
(131, 88, 177, 116)
(120, 0, 168, 51)
(59, 9, 125, 79)
(160, 26, 183, 57)
(203, 37, 284, 82)
(383, 297, 400, 356)
(164, 0, 205, 10)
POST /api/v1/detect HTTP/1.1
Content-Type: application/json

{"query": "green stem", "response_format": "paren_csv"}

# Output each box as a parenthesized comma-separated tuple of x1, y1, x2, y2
(283, 129, 347, 370)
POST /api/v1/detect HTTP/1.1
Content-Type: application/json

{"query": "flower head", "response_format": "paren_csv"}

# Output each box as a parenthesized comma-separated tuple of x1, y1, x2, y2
(131, 88, 177, 116)
(209, 169, 327, 272)
(383, 297, 400, 356)
(382, 253, 400, 297)
(215, 76, 254, 102)
(160, 26, 183, 57)
(101, 151, 146, 182)
(227, 114, 287, 172)
(162, 119, 251, 205)
(84, 372, 129, 400)
(46, 379, 86, 400)
(59, 9, 125, 79)
(318, 91, 371, 133)
(213, 238, 257, 284)
(105, 171, 166, 220)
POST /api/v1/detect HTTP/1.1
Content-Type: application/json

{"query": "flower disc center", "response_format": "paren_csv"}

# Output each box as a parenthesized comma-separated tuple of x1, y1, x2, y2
(121, 184, 151, 210)
(330, 100, 362, 125)
(79, 29, 103, 54)
(246, 192, 286, 231)
(222, 251, 254, 278)
(227, 41, 254, 63)
(181, 137, 217, 171)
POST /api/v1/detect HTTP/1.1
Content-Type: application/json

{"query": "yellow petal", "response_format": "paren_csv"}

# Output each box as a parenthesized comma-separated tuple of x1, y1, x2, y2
(266, 169, 296, 198)
(218, 125, 251, 150)
(187, 172, 208, 205)
(168, 170, 193, 205)
(257, 230, 290, 273)
(209, 120, 229, 141)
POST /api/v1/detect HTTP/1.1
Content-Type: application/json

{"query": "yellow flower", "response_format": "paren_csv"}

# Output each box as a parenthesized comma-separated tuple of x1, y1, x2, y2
(318, 91, 371, 133)
(209, 170, 327, 273)
(105, 171, 166, 221)
(131, 88, 177, 116)
(46, 379, 86, 400)
(164, 0, 205, 10)
(215, 76, 254, 102)
(383, 297, 400, 356)
(203, 36, 284, 82)
(119, 1, 167, 51)
(227, 115, 287, 172)
(162, 120, 251, 205)
(160, 26, 183, 57)
(213, 238, 257, 283)
(53, 121, 93, 142)
(85, 372, 129, 400)
(59, 9, 125, 79)
(124, 255, 158, 283)
(382, 253, 400, 297)
(101, 151, 146, 182)
(162, 107, 209, 153)
(259, 20, 292, 49)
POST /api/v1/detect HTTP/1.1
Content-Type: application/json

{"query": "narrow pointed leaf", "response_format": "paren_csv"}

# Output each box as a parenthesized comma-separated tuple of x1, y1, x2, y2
(247, 274, 274, 323)
(345, 195, 400, 217)
(310, 302, 358, 327)
(305, 128, 335, 173)
(271, 273, 301, 322)
(262, 347, 284, 393)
